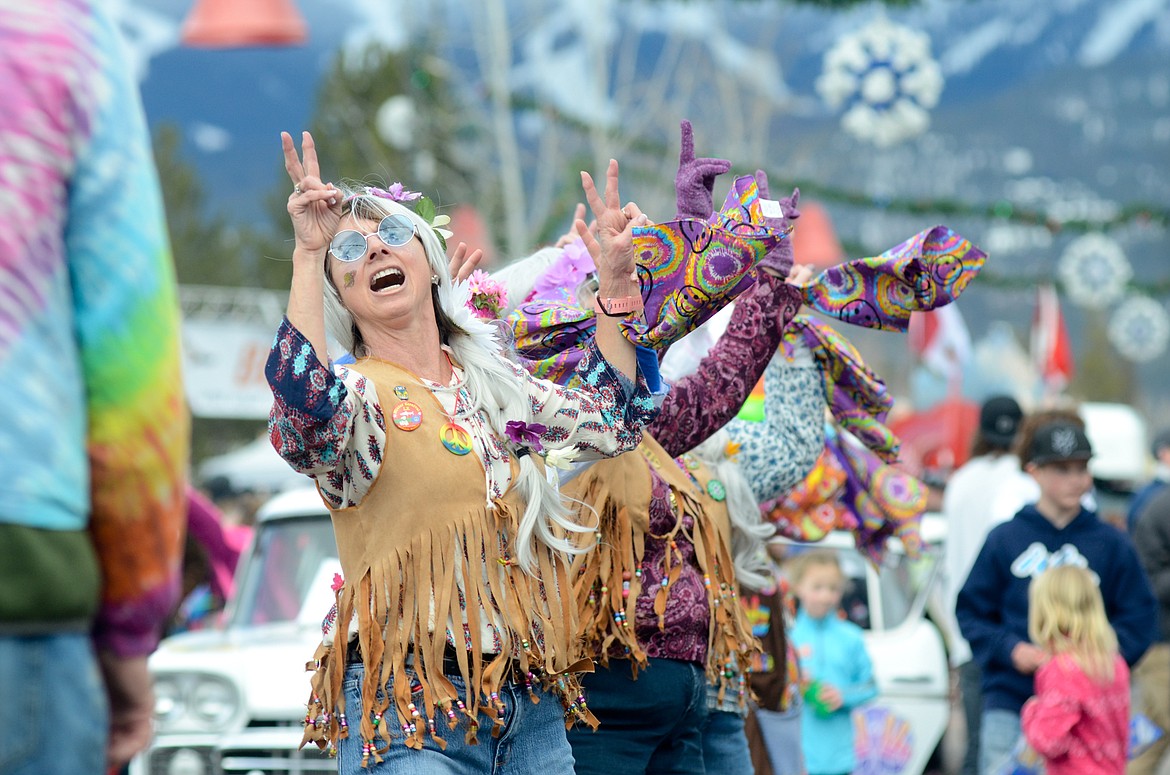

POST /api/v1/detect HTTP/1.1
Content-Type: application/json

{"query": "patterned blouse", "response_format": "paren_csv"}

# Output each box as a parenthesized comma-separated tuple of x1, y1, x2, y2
(267, 317, 656, 509)
(634, 276, 824, 664)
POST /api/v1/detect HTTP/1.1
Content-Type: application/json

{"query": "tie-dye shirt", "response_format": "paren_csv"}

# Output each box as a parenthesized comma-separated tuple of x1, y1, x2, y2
(0, 1, 188, 656)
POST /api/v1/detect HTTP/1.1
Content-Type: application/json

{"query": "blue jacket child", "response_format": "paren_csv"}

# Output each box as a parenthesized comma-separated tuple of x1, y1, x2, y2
(790, 551, 878, 775)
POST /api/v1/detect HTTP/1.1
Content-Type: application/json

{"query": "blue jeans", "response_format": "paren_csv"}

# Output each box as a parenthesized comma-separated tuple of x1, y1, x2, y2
(958, 661, 983, 775)
(979, 708, 1020, 775)
(755, 701, 805, 775)
(336, 660, 575, 774)
(568, 658, 709, 775)
(701, 709, 752, 774)
(0, 634, 108, 775)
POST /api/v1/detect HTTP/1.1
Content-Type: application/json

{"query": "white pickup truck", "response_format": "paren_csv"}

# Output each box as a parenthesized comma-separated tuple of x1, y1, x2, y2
(132, 488, 338, 775)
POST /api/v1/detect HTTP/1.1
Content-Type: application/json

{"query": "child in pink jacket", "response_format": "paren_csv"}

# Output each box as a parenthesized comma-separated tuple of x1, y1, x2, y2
(1021, 565, 1130, 775)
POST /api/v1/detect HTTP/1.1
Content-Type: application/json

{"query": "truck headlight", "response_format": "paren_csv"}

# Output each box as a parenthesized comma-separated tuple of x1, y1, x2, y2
(190, 678, 237, 725)
(152, 672, 241, 734)
(154, 677, 184, 725)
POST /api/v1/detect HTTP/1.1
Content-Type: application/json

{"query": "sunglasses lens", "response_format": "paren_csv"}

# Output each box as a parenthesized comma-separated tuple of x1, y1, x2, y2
(378, 215, 415, 247)
(330, 231, 366, 262)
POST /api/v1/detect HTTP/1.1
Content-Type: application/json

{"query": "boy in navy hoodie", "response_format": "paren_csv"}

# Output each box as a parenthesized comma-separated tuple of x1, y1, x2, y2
(956, 419, 1157, 775)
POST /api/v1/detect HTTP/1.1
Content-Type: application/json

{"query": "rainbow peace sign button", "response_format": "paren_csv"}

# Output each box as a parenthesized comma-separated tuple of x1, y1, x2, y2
(439, 421, 473, 456)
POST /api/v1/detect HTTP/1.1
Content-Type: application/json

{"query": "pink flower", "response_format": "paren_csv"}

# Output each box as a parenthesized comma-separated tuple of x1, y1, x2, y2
(466, 269, 508, 320)
(331, 573, 344, 592)
(532, 238, 597, 300)
(365, 183, 421, 202)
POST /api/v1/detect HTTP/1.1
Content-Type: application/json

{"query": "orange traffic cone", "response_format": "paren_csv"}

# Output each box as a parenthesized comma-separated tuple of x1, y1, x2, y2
(181, 0, 307, 48)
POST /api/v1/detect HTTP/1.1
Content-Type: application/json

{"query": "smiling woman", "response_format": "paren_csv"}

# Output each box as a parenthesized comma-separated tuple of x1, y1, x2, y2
(265, 130, 658, 773)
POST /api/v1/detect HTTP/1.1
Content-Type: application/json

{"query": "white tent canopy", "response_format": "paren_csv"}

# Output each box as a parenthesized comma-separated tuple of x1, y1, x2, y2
(198, 436, 308, 496)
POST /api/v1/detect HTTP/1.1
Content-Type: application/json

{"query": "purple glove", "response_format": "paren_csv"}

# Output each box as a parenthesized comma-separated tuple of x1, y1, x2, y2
(674, 120, 732, 220)
(754, 169, 800, 278)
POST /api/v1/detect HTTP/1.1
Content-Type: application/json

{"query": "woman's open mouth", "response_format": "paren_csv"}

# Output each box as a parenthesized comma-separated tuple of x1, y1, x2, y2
(370, 267, 405, 292)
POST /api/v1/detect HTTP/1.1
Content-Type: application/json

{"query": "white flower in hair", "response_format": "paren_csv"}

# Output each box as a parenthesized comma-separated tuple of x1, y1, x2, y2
(543, 446, 581, 471)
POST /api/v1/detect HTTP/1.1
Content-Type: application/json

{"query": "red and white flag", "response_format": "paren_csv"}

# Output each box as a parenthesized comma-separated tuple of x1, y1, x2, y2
(1032, 284, 1074, 392)
(909, 305, 973, 387)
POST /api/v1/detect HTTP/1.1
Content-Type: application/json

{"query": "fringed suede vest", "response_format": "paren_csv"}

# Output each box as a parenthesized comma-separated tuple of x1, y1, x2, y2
(300, 358, 594, 763)
(565, 433, 759, 707)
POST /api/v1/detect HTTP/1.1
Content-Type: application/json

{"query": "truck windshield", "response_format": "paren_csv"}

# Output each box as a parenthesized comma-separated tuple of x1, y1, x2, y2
(230, 516, 339, 628)
(783, 543, 938, 631)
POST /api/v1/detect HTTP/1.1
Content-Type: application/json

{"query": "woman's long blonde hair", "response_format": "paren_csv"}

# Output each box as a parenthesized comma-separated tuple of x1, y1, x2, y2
(1028, 565, 1118, 682)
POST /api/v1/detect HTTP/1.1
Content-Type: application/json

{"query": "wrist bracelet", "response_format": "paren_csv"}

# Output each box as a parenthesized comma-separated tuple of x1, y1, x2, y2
(594, 292, 643, 317)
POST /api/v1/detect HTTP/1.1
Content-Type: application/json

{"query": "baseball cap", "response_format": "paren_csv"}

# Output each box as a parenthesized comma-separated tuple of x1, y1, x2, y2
(1028, 422, 1093, 466)
(979, 395, 1023, 447)
(1152, 428, 1170, 457)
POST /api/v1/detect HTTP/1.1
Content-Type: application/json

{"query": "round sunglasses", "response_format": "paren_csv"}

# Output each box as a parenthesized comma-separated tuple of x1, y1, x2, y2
(328, 214, 416, 262)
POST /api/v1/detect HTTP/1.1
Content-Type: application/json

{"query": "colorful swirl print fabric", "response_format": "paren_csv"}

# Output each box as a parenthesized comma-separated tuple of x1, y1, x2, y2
(783, 315, 899, 463)
(827, 426, 927, 562)
(621, 175, 789, 350)
(0, 2, 188, 655)
(510, 177, 788, 385)
(801, 225, 986, 332)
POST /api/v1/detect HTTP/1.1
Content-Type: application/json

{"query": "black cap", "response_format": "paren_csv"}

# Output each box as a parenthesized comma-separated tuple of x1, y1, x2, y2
(1029, 422, 1093, 466)
(1153, 429, 1170, 457)
(979, 395, 1023, 447)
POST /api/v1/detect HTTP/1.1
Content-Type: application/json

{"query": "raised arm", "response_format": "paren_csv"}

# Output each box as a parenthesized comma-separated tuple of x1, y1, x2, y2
(281, 131, 342, 369)
(578, 159, 642, 382)
(723, 346, 825, 504)
(651, 274, 802, 458)
(507, 340, 656, 462)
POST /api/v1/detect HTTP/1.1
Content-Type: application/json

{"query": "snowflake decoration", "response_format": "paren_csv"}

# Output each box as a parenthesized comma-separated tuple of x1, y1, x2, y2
(1108, 296, 1170, 363)
(816, 17, 944, 147)
(1057, 233, 1132, 309)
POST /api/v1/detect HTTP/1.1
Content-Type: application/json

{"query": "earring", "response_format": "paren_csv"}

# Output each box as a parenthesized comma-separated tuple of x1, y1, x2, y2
(431, 274, 440, 285)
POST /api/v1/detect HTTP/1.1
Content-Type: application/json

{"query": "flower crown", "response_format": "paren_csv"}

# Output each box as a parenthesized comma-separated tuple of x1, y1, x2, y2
(347, 183, 453, 250)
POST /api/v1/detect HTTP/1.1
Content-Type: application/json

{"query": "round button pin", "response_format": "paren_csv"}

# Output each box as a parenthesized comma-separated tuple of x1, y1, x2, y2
(391, 401, 423, 431)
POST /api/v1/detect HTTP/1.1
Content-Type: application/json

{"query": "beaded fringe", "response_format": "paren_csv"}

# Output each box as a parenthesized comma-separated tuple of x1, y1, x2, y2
(299, 500, 597, 766)
(571, 474, 758, 706)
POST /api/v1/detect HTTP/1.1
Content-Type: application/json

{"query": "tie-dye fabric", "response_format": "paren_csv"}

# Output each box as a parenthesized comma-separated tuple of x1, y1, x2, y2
(801, 225, 986, 332)
(783, 316, 899, 462)
(761, 425, 927, 563)
(0, 1, 188, 655)
(826, 426, 926, 563)
(760, 446, 849, 543)
(509, 177, 788, 384)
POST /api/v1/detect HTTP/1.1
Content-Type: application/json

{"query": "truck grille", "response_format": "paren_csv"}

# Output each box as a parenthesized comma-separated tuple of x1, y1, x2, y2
(219, 746, 335, 774)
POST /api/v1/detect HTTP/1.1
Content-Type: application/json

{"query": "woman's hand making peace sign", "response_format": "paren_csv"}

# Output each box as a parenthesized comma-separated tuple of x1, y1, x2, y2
(281, 131, 342, 256)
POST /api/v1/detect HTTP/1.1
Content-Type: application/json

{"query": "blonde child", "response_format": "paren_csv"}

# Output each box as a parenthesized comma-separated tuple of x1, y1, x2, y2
(1020, 565, 1130, 775)
(789, 550, 877, 775)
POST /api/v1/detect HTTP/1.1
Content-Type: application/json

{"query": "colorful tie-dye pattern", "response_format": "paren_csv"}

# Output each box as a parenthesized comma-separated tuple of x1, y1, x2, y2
(0, 2, 188, 655)
(510, 177, 786, 384)
(784, 315, 900, 463)
(802, 225, 986, 332)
